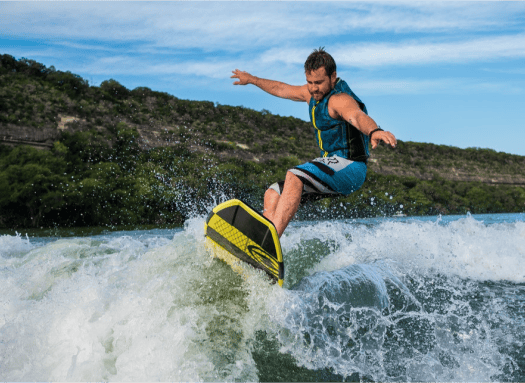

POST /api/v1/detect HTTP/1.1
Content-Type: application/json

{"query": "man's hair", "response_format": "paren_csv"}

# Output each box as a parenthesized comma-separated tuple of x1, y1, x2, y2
(304, 47, 336, 77)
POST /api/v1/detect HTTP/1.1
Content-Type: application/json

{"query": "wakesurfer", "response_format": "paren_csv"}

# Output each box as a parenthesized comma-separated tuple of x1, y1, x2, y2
(231, 48, 397, 237)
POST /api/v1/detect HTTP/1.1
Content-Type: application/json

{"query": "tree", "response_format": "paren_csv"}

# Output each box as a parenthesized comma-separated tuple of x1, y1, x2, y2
(100, 79, 130, 100)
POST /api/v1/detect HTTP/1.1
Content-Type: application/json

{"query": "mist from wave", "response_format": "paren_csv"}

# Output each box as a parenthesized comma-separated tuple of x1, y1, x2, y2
(1, 213, 524, 381)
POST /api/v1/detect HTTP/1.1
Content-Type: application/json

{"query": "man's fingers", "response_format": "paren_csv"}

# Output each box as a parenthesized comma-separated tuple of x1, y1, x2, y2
(371, 131, 396, 149)
(379, 131, 396, 148)
(383, 136, 392, 146)
(385, 132, 397, 148)
(232, 69, 248, 85)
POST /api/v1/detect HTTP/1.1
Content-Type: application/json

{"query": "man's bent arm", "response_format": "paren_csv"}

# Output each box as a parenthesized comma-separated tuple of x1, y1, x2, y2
(231, 69, 310, 102)
(331, 93, 397, 149)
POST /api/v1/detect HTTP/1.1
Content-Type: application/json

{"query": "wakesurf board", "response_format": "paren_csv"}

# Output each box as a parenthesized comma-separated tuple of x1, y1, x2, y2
(205, 199, 284, 287)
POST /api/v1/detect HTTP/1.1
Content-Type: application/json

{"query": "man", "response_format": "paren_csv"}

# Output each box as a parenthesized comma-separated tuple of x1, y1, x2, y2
(231, 48, 397, 237)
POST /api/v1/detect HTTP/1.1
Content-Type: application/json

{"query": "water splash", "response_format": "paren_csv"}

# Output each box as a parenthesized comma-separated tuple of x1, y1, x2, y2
(0, 232, 33, 258)
(0, 214, 524, 381)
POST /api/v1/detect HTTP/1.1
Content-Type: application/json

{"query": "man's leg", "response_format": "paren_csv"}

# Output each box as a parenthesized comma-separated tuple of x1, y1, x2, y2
(263, 171, 303, 237)
(263, 188, 280, 222)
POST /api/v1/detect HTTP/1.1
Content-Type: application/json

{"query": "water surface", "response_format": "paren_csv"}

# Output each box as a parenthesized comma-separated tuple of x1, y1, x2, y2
(1, 213, 524, 381)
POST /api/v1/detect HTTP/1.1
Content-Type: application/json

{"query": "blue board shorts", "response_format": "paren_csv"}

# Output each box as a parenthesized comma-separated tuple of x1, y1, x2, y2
(269, 155, 367, 203)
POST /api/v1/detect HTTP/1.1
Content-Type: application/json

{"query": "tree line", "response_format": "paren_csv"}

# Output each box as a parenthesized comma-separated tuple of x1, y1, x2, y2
(1, 54, 524, 229)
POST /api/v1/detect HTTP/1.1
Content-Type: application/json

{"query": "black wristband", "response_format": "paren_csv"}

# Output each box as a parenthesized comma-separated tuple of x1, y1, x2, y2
(369, 127, 384, 140)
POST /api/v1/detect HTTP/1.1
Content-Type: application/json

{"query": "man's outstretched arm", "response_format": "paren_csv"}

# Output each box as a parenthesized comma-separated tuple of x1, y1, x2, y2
(231, 69, 310, 102)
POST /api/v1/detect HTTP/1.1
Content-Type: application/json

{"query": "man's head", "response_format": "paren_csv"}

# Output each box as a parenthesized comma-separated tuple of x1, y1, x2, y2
(304, 47, 337, 101)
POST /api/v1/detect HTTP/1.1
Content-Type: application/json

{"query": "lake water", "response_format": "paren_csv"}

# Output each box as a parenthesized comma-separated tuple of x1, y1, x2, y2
(1, 212, 524, 381)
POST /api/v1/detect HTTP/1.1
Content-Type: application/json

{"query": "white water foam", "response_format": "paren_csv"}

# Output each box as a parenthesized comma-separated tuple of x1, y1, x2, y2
(1, 214, 523, 381)
(0, 218, 284, 381)
(0, 232, 34, 258)
(268, 214, 524, 380)
(293, 215, 525, 283)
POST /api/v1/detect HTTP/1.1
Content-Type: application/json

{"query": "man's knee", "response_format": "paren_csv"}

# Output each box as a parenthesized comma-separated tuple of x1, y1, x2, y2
(265, 187, 279, 199)
(267, 181, 284, 196)
(285, 171, 303, 189)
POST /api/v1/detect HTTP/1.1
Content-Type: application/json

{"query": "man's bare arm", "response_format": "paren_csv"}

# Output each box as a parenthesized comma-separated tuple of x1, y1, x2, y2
(231, 69, 310, 102)
(330, 93, 397, 149)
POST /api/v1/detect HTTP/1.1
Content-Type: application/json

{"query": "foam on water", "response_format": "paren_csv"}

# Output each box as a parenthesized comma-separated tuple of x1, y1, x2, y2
(0, 232, 34, 258)
(303, 214, 525, 283)
(0, 221, 280, 381)
(270, 214, 525, 381)
(1, 214, 524, 381)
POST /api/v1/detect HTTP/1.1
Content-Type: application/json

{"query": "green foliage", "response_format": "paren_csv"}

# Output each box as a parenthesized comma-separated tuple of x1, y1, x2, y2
(331, 171, 525, 218)
(1, 55, 525, 228)
(100, 79, 130, 100)
(371, 140, 525, 181)
(46, 70, 89, 98)
(0, 146, 68, 227)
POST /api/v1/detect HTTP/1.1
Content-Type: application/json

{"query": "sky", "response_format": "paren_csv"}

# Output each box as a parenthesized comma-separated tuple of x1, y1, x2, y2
(1, 1, 525, 156)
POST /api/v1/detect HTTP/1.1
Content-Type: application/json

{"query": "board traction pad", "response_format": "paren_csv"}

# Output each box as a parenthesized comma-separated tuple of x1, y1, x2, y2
(205, 199, 284, 287)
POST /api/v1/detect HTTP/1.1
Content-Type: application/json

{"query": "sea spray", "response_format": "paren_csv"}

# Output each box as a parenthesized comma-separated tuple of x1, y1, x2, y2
(312, 214, 525, 283)
(1, 213, 524, 381)
(0, 232, 33, 258)
(265, 214, 524, 381)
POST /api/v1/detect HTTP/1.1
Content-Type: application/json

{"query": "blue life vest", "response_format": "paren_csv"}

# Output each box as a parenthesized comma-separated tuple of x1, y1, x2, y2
(308, 78, 370, 162)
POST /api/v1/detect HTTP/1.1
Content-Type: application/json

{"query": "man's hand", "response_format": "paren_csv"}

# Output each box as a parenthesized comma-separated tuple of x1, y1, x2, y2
(231, 69, 254, 85)
(371, 130, 397, 149)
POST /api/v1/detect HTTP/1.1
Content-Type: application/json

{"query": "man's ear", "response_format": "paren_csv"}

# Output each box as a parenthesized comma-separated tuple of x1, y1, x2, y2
(331, 71, 337, 86)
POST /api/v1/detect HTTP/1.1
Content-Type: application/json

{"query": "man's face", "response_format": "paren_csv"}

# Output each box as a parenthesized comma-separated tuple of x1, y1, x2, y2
(306, 67, 337, 101)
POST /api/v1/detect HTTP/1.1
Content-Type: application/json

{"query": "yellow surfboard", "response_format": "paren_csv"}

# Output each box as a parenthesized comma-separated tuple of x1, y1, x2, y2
(205, 199, 284, 287)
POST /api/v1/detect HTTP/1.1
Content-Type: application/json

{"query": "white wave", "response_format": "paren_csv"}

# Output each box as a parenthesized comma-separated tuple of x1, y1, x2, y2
(297, 215, 525, 283)
(0, 219, 280, 381)
(0, 232, 34, 258)
(1, 214, 523, 381)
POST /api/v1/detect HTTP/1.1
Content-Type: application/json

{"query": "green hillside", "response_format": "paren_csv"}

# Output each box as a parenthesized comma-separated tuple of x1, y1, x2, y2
(1, 54, 524, 229)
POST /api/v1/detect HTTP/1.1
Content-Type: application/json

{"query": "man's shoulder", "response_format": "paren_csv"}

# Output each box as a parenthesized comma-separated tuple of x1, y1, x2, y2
(296, 83, 312, 103)
(332, 79, 367, 113)
(328, 92, 355, 104)
(334, 78, 351, 92)
(327, 92, 362, 120)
